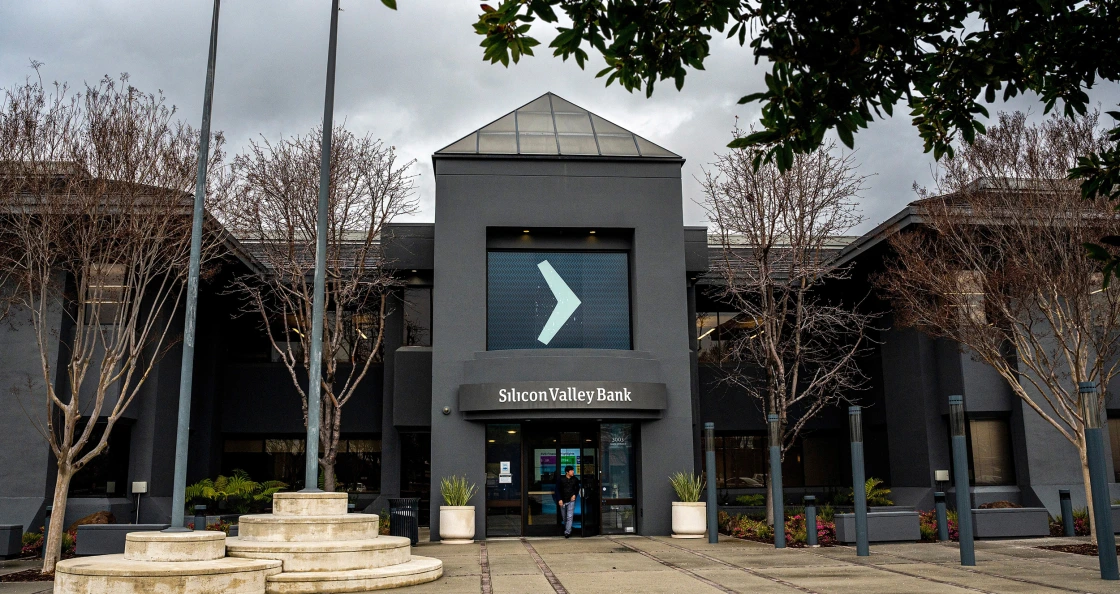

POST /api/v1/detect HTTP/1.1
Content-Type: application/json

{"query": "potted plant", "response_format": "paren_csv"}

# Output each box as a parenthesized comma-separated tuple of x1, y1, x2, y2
(670, 472, 706, 539)
(439, 475, 478, 544)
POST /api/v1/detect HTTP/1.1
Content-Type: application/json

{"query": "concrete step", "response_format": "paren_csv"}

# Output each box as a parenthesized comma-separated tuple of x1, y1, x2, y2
(123, 530, 226, 562)
(264, 556, 443, 594)
(225, 536, 411, 572)
(54, 555, 282, 594)
(237, 513, 379, 542)
(272, 492, 349, 516)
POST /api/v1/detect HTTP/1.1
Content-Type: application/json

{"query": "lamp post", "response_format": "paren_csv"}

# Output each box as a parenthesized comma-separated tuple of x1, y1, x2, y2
(849, 406, 869, 556)
(704, 422, 718, 543)
(949, 395, 975, 566)
(168, 0, 221, 532)
(303, 0, 341, 492)
(768, 413, 785, 548)
(1079, 382, 1118, 580)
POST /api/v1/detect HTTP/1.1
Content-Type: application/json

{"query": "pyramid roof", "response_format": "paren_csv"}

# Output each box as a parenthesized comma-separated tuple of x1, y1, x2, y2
(436, 93, 679, 159)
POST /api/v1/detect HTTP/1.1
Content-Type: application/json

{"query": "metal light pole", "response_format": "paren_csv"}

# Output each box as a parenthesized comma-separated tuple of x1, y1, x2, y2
(948, 395, 975, 566)
(168, 0, 221, 532)
(704, 422, 717, 543)
(768, 413, 785, 548)
(304, 0, 341, 492)
(1079, 382, 1119, 580)
(849, 406, 869, 556)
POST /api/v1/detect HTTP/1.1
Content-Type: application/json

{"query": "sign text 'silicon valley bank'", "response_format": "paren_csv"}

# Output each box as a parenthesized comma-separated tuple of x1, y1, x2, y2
(498, 386, 633, 405)
(458, 381, 668, 412)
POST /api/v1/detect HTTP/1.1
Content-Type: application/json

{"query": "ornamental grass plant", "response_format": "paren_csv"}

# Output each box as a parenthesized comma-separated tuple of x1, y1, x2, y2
(440, 475, 478, 506)
(669, 472, 705, 502)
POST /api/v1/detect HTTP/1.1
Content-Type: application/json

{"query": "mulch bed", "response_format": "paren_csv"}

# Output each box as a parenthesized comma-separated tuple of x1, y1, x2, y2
(0, 569, 54, 582)
(1039, 543, 1120, 557)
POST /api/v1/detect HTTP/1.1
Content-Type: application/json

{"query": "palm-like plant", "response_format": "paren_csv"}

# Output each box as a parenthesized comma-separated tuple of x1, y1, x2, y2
(669, 472, 705, 502)
(863, 478, 893, 507)
(185, 469, 287, 514)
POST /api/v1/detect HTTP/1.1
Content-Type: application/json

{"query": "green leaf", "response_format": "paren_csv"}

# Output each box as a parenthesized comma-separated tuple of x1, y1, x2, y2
(380, 0, 396, 8)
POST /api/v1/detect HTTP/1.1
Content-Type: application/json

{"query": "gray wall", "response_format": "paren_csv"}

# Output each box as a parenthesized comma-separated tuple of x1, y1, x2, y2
(0, 302, 61, 532)
(429, 157, 695, 538)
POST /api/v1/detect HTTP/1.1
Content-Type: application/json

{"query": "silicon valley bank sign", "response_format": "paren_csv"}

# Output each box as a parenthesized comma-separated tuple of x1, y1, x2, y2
(459, 381, 668, 412)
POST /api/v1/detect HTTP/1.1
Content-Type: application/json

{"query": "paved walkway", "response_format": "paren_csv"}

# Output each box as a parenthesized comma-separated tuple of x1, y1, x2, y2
(3, 535, 1118, 593)
(395, 535, 1120, 594)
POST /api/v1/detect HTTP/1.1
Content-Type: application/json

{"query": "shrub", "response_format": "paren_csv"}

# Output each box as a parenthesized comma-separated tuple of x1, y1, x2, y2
(919, 509, 959, 541)
(1049, 507, 1090, 536)
(734, 494, 765, 506)
(21, 529, 76, 557)
(977, 500, 1021, 509)
(440, 475, 478, 506)
(719, 511, 834, 546)
(186, 520, 233, 534)
(669, 472, 705, 502)
(817, 504, 835, 523)
(185, 469, 287, 514)
(379, 508, 390, 535)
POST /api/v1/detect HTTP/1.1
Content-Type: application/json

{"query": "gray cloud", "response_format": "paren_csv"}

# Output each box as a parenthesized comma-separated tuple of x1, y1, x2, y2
(2, 1, 1117, 234)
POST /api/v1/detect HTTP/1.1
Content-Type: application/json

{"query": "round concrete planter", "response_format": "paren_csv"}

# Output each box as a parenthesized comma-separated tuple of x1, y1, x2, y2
(672, 502, 706, 539)
(439, 506, 475, 544)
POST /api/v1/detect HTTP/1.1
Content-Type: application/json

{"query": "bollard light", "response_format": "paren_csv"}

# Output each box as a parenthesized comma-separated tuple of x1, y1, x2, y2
(849, 406, 869, 556)
(1059, 489, 1075, 537)
(949, 395, 976, 566)
(704, 422, 718, 544)
(1079, 382, 1118, 580)
(805, 496, 818, 547)
(193, 504, 207, 531)
(768, 414, 785, 548)
(934, 492, 949, 541)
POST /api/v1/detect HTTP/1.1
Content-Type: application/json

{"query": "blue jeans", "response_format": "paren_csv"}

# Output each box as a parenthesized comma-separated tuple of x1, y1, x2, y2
(561, 500, 575, 535)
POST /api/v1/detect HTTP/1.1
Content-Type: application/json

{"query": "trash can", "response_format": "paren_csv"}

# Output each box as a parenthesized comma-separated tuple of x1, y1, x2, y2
(388, 497, 420, 545)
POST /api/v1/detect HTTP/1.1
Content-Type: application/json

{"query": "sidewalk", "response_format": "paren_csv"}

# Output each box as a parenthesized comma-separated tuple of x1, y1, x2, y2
(392, 534, 1120, 594)
(3, 534, 1117, 593)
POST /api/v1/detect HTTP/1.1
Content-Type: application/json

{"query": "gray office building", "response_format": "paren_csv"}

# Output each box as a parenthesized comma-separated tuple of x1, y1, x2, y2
(1, 93, 1118, 540)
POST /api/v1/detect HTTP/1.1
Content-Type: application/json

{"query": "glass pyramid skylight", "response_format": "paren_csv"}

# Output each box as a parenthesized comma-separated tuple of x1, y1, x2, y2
(437, 93, 679, 158)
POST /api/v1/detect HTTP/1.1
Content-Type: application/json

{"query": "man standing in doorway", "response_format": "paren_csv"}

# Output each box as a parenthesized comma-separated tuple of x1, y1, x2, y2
(556, 465, 580, 538)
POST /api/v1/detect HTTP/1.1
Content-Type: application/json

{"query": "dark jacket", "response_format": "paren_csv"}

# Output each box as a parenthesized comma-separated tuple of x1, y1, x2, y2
(556, 474, 580, 502)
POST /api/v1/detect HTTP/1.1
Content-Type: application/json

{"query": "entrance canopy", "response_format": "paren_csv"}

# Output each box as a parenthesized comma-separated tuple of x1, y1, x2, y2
(436, 92, 679, 158)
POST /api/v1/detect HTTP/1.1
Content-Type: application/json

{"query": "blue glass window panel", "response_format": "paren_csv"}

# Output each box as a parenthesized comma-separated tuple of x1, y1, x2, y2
(487, 251, 630, 350)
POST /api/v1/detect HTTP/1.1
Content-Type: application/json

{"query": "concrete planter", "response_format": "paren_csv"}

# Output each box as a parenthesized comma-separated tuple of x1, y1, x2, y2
(1, 524, 22, 559)
(74, 523, 170, 556)
(835, 511, 920, 543)
(971, 508, 1049, 539)
(439, 506, 475, 544)
(672, 502, 706, 539)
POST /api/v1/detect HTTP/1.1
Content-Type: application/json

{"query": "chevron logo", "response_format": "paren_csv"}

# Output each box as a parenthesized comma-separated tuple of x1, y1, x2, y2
(536, 260, 581, 345)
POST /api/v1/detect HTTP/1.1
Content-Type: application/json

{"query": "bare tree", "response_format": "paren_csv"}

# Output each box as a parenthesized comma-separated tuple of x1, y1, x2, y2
(876, 111, 1119, 534)
(701, 130, 877, 524)
(222, 127, 416, 492)
(0, 73, 225, 572)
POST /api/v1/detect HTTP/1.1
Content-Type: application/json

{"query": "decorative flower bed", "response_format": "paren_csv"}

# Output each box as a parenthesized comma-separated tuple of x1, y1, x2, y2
(717, 510, 837, 547)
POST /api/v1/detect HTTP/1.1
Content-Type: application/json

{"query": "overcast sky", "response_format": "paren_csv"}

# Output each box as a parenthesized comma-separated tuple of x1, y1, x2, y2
(2, 1, 1117, 234)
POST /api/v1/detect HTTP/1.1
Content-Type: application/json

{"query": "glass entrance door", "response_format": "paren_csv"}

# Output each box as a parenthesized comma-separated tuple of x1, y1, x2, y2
(484, 422, 632, 537)
(600, 423, 637, 534)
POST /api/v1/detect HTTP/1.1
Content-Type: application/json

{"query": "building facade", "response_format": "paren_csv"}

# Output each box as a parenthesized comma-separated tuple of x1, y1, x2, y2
(1, 93, 1119, 539)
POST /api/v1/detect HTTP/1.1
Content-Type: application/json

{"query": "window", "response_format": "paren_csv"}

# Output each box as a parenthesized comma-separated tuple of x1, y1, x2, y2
(711, 435, 767, 489)
(954, 270, 986, 326)
(84, 263, 126, 321)
(968, 419, 1015, 486)
(70, 422, 131, 498)
(403, 288, 432, 347)
(1108, 418, 1120, 482)
(222, 437, 381, 493)
(487, 251, 630, 350)
(696, 312, 759, 363)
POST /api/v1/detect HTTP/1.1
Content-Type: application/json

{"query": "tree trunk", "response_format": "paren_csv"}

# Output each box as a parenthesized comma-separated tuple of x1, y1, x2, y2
(41, 466, 73, 574)
(1078, 443, 1096, 537)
